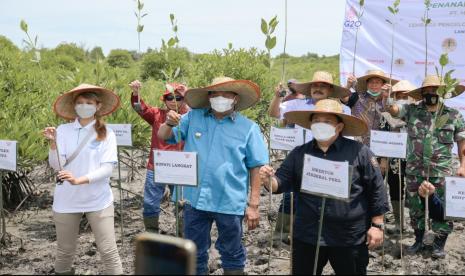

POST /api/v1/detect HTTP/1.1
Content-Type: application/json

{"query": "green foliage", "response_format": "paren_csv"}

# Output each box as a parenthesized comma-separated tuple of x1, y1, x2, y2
(107, 49, 133, 68)
(0, 36, 20, 52)
(140, 48, 191, 81)
(0, 34, 338, 169)
(88, 46, 105, 62)
(433, 53, 458, 129)
(19, 19, 40, 64)
(135, 0, 148, 53)
(261, 16, 279, 52)
(56, 55, 77, 71)
(54, 43, 87, 62)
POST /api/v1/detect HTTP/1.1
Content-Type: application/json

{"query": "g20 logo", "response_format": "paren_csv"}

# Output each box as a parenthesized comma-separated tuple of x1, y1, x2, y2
(344, 20, 362, 28)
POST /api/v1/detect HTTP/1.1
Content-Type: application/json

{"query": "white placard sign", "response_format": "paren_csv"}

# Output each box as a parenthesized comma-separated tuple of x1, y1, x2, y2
(370, 130, 408, 158)
(153, 150, 198, 186)
(0, 140, 17, 172)
(270, 127, 305, 151)
(301, 154, 350, 200)
(445, 177, 465, 220)
(108, 124, 133, 147)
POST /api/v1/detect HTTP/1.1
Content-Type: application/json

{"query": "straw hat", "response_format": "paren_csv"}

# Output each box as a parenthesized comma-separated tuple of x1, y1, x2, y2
(392, 80, 417, 94)
(184, 77, 260, 111)
(162, 83, 188, 97)
(53, 84, 120, 120)
(356, 69, 399, 92)
(408, 75, 465, 100)
(284, 99, 368, 136)
(292, 71, 350, 98)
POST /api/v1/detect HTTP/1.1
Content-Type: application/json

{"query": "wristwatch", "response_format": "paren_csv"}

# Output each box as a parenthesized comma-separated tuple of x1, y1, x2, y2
(371, 222, 385, 230)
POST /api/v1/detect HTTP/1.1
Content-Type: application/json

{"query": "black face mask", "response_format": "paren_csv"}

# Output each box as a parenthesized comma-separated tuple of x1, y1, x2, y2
(423, 94, 439, 106)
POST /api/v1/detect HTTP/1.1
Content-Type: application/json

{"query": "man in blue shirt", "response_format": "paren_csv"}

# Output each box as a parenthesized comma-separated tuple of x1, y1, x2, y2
(158, 77, 269, 275)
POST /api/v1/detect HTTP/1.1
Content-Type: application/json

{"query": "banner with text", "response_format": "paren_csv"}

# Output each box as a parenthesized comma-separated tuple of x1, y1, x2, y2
(340, 0, 465, 114)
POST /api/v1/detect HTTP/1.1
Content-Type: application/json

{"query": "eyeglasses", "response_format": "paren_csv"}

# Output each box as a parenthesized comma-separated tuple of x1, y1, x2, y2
(164, 95, 184, 101)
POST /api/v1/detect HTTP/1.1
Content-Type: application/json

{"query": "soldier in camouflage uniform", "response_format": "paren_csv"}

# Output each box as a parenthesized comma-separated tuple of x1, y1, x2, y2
(387, 75, 465, 258)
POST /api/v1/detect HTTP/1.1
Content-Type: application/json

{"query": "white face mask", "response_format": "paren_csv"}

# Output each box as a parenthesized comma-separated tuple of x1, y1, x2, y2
(75, 104, 97, 119)
(209, 96, 235, 113)
(395, 99, 410, 105)
(311, 122, 337, 142)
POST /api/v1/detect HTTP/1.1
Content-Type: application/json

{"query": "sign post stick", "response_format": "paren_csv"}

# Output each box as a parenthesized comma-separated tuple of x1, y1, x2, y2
(313, 197, 326, 276)
(290, 191, 294, 274)
(117, 147, 124, 246)
(381, 157, 390, 272)
(176, 186, 180, 237)
(0, 171, 5, 243)
(398, 161, 405, 272)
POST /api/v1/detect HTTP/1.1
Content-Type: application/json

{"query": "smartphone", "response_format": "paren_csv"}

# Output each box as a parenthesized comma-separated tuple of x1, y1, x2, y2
(135, 233, 197, 275)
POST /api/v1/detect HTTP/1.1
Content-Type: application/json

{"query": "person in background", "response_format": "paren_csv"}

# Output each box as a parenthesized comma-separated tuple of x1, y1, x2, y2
(129, 80, 189, 233)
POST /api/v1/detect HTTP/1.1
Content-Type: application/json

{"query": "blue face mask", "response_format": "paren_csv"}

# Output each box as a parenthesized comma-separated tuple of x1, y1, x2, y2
(367, 89, 381, 97)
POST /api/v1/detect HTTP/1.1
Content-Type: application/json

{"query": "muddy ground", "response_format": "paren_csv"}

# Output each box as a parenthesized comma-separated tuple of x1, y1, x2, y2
(1, 160, 465, 275)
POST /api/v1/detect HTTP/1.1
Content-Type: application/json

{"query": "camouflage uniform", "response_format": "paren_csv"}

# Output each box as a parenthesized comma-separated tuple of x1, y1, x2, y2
(398, 101, 465, 233)
(350, 92, 386, 146)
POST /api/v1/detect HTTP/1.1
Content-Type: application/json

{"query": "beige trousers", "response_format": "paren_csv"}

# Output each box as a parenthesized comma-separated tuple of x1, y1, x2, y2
(53, 205, 123, 274)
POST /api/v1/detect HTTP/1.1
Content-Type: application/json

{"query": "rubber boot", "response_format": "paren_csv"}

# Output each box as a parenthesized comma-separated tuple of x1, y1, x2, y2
(223, 269, 244, 275)
(56, 268, 75, 275)
(406, 229, 424, 255)
(432, 233, 448, 259)
(387, 200, 405, 235)
(143, 216, 159, 233)
(273, 212, 291, 246)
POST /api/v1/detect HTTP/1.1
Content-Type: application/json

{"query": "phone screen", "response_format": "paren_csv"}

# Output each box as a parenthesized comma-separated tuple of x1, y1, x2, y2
(135, 233, 196, 275)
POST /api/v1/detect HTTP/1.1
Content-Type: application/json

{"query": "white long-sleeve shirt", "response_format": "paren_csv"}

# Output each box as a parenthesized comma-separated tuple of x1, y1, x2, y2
(49, 119, 117, 213)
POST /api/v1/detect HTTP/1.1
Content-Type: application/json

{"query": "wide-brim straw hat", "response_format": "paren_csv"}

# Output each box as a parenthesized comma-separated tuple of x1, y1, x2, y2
(53, 84, 120, 120)
(392, 80, 417, 94)
(292, 71, 350, 98)
(184, 77, 260, 111)
(408, 75, 465, 100)
(356, 69, 399, 92)
(284, 99, 368, 136)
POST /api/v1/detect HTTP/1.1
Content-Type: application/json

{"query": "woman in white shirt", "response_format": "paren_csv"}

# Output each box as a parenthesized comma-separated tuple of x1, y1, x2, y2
(42, 84, 122, 275)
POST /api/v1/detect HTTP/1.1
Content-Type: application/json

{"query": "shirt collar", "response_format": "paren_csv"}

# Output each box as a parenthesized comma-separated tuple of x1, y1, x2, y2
(73, 118, 96, 130)
(204, 108, 237, 122)
(306, 98, 315, 105)
(311, 135, 344, 152)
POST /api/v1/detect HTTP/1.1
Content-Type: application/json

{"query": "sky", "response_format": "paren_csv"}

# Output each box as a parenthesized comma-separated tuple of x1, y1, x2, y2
(0, 0, 346, 57)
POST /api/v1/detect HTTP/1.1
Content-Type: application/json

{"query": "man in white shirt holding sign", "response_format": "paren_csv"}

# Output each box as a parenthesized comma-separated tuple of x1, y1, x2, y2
(260, 99, 388, 275)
